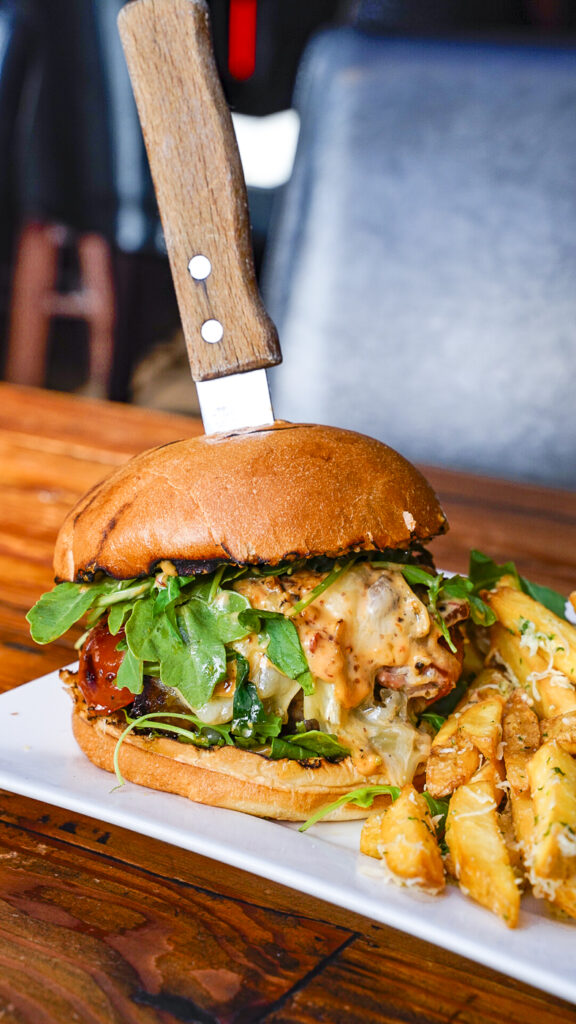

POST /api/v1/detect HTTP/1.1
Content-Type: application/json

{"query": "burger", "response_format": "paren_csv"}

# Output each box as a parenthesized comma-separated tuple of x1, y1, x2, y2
(27, 422, 469, 820)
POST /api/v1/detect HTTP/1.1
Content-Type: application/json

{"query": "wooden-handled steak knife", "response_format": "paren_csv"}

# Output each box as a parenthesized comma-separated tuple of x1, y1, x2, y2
(118, 0, 282, 433)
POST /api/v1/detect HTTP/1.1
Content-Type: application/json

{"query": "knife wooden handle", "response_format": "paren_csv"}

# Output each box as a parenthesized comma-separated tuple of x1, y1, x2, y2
(118, 0, 281, 382)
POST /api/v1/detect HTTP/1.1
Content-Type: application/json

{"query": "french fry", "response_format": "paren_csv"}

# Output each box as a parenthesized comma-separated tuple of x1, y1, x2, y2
(501, 690, 576, 921)
(487, 586, 576, 684)
(495, 573, 522, 591)
(552, 879, 576, 918)
(426, 689, 504, 798)
(452, 696, 504, 761)
(498, 798, 525, 873)
(527, 741, 576, 882)
(445, 761, 520, 927)
(502, 690, 541, 793)
(355, 579, 576, 926)
(462, 666, 513, 704)
(501, 692, 540, 869)
(360, 784, 445, 893)
(425, 743, 480, 799)
(541, 710, 576, 754)
(509, 790, 535, 857)
(506, 781, 576, 921)
(489, 623, 576, 719)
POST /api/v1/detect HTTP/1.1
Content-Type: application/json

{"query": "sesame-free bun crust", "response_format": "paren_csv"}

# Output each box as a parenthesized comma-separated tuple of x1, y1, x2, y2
(54, 421, 447, 581)
(65, 676, 396, 821)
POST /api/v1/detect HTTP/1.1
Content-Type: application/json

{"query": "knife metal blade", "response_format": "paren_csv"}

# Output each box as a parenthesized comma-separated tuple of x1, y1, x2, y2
(196, 369, 275, 435)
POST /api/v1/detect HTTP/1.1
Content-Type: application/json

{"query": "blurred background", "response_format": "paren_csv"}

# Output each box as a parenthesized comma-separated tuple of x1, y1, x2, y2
(1, 0, 575, 485)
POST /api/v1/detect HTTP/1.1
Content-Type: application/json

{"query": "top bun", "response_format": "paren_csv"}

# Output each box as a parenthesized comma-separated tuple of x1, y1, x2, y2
(54, 422, 447, 581)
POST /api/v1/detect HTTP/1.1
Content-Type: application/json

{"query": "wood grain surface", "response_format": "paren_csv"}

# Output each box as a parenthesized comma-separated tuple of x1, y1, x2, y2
(1, 383, 576, 1023)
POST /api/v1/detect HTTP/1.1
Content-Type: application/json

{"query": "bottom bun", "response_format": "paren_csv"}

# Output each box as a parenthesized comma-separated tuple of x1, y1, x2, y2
(64, 672, 397, 821)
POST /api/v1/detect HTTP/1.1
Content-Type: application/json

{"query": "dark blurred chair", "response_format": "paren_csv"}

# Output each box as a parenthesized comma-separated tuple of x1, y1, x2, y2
(0, 1, 36, 256)
(262, 28, 576, 488)
(2, 0, 177, 399)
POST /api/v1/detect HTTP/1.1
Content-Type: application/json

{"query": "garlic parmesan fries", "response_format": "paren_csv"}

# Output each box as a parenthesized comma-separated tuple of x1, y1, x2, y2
(354, 553, 576, 927)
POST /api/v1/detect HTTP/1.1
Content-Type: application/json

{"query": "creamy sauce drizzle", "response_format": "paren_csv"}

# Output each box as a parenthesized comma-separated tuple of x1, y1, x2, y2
(230, 564, 462, 781)
(234, 565, 457, 708)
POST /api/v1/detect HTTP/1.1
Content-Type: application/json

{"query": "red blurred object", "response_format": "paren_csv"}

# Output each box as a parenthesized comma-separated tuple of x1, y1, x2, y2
(228, 0, 257, 80)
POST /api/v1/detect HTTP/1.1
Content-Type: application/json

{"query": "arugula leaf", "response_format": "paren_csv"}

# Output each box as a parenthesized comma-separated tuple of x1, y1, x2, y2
(521, 579, 567, 619)
(299, 785, 401, 831)
(295, 669, 316, 696)
(237, 606, 262, 634)
(125, 594, 158, 661)
(94, 579, 153, 608)
(468, 549, 567, 620)
(418, 712, 446, 733)
(26, 582, 106, 644)
(299, 785, 451, 841)
(440, 575, 496, 627)
(26, 577, 155, 645)
(393, 564, 496, 650)
(108, 600, 132, 636)
(420, 792, 450, 851)
(262, 616, 316, 695)
(237, 608, 315, 695)
(170, 601, 227, 706)
(270, 730, 350, 762)
(269, 737, 315, 760)
(398, 565, 438, 588)
(153, 575, 185, 616)
(115, 648, 143, 693)
(113, 711, 233, 786)
(209, 590, 254, 643)
(468, 550, 518, 592)
(231, 653, 282, 744)
(422, 792, 450, 824)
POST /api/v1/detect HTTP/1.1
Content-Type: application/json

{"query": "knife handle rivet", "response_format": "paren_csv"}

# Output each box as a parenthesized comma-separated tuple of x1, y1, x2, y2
(188, 254, 212, 280)
(201, 318, 224, 344)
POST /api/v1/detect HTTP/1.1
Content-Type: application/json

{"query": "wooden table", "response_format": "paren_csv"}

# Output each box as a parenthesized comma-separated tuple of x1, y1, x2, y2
(1, 381, 576, 1024)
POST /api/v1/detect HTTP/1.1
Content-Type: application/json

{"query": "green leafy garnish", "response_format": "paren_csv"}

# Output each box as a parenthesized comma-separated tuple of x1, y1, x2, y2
(299, 785, 401, 832)
(231, 653, 282, 745)
(468, 549, 568, 620)
(299, 785, 450, 840)
(27, 562, 319, 721)
(237, 608, 316, 695)
(418, 712, 446, 733)
(269, 730, 350, 762)
(113, 711, 234, 787)
(27, 580, 109, 644)
(422, 793, 450, 833)
(262, 615, 315, 695)
(381, 563, 495, 653)
(115, 648, 144, 693)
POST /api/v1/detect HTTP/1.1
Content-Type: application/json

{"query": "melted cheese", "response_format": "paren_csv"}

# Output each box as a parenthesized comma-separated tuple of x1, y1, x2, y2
(303, 679, 431, 783)
(230, 564, 451, 778)
(234, 564, 456, 709)
(297, 565, 432, 707)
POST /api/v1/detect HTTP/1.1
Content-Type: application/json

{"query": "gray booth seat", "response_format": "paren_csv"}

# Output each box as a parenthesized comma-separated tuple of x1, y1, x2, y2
(262, 30, 576, 488)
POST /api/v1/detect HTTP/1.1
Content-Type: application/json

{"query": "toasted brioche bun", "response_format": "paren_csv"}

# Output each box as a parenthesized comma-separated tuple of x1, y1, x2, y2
(54, 421, 446, 581)
(64, 672, 398, 821)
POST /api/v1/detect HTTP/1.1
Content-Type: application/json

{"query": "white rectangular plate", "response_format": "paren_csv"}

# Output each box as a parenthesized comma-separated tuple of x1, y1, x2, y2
(0, 671, 574, 1005)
